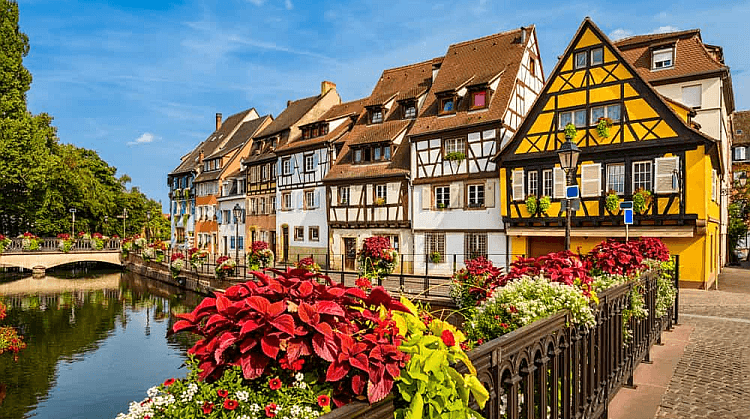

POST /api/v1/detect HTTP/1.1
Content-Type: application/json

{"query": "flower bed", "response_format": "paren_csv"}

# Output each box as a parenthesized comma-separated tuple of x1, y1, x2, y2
(189, 247, 209, 269)
(0, 234, 10, 254)
(57, 233, 74, 253)
(19, 232, 40, 251)
(246, 241, 274, 271)
(170, 252, 186, 279)
(357, 236, 398, 280)
(215, 256, 236, 279)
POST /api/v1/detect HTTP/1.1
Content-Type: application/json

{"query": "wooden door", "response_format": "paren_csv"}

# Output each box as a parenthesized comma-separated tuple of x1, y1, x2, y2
(270, 232, 277, 262)
(528, 237, 565, 258)
(282, 226, 289, 262)
(343, 238, 357, 271)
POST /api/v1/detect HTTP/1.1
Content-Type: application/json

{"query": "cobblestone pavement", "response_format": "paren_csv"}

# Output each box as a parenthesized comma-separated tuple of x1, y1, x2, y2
(654, 265, 750, 419)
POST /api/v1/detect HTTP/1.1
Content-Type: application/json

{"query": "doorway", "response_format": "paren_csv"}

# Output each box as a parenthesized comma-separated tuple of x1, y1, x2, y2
(528, 237, 565, 258)
(282, 226, 289, 262)
(343, 238, 357, 271)
(270, 232, 277, 262)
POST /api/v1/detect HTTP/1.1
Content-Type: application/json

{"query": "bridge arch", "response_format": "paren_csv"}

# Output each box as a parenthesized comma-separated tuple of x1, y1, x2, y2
(0, 251, 122, 272)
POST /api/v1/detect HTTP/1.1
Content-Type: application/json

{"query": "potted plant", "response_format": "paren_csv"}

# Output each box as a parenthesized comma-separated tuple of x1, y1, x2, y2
(633, 189, 652, 214)
(19, 232, 39, 251)
(564, 122, 577, 139)
(0, 235, 10, 254)
(246, 241, 274, 271)
(189, 247, 208, 268)
(539, 195, 551, 214)
(357, 236, 398, 279)
(170, 252, 185, 279)
(596, 117, 613, 138)
(57, 233, 73, 253)
(215, 256, 236, 279)
(605, 190, 620, 214)
(296, 257, 321, 273)
(436, 202, 446, 210)
(374, 197, 386, 206)
(429, 251, 442, 264)
(525, 195, 538, 215)
(444, 151, 466, 162)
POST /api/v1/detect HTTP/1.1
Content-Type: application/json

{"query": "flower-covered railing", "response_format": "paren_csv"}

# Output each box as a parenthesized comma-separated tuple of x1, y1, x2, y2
(0, 233, 121, 254)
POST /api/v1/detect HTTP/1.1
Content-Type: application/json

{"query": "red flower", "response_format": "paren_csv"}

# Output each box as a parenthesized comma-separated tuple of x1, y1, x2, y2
(202, 401, 214, 414)
(217, 389, 228, 398)
(441, 329, 456, 347)
(355, 277, 372, 289)
(223, 399, 239, 410)
(317, 394, 331, 407)
(265, 403, 277, 417)
(163, 378, 175, 386)
(268, 377, 282, 390)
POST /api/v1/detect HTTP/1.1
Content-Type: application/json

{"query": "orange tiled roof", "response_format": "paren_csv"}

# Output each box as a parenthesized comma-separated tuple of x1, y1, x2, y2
(733, 111, 750, 146)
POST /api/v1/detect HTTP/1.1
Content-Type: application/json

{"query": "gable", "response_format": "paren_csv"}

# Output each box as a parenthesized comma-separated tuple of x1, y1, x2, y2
(500, 20, 708, 162)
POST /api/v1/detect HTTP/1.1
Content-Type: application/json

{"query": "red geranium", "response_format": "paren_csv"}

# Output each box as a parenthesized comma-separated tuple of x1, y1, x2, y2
(265, 403, 277, 417)
(252, 240, 269, 253)
(317, 395, 330, 407)
(163, 378, 175, 386)
(355, 277, 372, 289)
(440, 329, 456, 347)
(268, 377, 282, 390)
(202, 401, 213, 414)
(223, 399, 238, 410)
(216, 388, 228, 398)
(171, 252, 185, 262)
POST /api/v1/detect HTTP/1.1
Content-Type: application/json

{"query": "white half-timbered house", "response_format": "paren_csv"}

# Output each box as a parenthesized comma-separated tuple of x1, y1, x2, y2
(408, 26, 545, 274)
(274, 99, 365, 265)
(324, 60, 434, 273)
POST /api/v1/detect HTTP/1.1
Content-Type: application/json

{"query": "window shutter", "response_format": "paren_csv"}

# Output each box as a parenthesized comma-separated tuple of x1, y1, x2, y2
(299, 192, 304, 209)
(314, 190, 320, 208)
(654, 157, 680, 193)
(313, 153, 319, 171)
(682, 85, 702, 108)
(512, 169, 525, 201)
(449, 182, 461, 208)
(387, 183, 400, 205)
(217, 210, 222, 224)
(352, 185, 363, 206)
(580, 164, 601, 197)
(417, 185, 428, 210)
(553, 168, 566, 199)
(485, 181, 495, 207)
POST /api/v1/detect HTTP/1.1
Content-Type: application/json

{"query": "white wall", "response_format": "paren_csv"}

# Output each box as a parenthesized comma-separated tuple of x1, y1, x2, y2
(276, 186, 328, 249)
(217, 196, 246, 257)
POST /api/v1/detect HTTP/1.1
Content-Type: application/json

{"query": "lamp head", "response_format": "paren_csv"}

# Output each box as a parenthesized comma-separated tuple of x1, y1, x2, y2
(557, 135, 581, 172)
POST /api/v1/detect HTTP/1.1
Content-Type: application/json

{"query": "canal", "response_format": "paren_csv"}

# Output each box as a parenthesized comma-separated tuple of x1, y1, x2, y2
(0, 269, 204, 419)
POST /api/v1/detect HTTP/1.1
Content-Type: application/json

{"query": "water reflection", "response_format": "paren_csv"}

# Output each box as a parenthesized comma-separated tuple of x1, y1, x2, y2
(0, 271, 203, 419)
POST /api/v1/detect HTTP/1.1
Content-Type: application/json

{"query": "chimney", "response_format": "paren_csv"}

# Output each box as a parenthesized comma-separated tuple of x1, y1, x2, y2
(321, 80, 336, 95)
(520, 26, 527, 44)
(215, 113, 222, 131)
(199, 150, 204, 163)
(287, 100, 292, 107)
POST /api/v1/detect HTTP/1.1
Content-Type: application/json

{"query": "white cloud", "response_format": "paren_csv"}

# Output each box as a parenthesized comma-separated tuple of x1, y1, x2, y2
(651, 25, 679, 34)
(247, 0, 264, 5)
(609, 28, 633, 41)
(128, 132, 157, 146)
(285, 0, 293, 10)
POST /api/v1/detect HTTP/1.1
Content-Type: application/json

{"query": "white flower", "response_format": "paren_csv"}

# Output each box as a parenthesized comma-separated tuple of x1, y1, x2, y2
(295, 372, 305, 382)
(147, 386, 158, 397)
(235, 390, 249, 402)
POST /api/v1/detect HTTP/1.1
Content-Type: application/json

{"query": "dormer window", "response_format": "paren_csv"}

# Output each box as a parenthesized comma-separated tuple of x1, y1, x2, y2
(574, 51, 587, 69)
(470, 90, 488, 110)
(404, 102, 417, 119)
(352, 143, 392, 164)
(439, 96, 456, 115)
(590, 47, 604, 65)
(370, 108, 384, 124)
(652, 47, 674, 70)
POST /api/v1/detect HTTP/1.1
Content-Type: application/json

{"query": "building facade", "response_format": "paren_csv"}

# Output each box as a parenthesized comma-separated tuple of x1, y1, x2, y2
(497, 18, 723, 288)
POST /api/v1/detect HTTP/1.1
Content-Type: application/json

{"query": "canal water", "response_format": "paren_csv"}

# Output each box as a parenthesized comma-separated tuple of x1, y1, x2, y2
(0, 270, 204, 419)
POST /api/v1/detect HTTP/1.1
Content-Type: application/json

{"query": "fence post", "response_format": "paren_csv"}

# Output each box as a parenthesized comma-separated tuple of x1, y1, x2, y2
(425, 253, 429, 276)
(341, 254, 345, 284)
(399, 254, 405, 291)
(673, 254, 680, 324)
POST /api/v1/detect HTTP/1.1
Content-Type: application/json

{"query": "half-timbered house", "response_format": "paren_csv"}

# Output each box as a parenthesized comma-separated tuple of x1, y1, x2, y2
(496, 18, 724, 288)
(324, 60, 435, 272)
(408, 27, 544, 274)
(244, 82, 340, 262)
(275, 98, 365, 265)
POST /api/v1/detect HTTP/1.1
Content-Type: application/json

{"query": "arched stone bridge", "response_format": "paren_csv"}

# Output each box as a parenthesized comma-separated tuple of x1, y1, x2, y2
(0, 238, 122, 272)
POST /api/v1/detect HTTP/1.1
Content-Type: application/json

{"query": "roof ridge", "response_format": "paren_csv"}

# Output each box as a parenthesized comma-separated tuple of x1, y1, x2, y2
(448, 25, 530, 49)
(380, 58, 437, 74)
(614, 29, 700, 46)
(691, 37, 728, 69)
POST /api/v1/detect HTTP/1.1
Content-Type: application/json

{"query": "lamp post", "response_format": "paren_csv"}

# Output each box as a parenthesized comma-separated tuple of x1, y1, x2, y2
(117, 209, 128, 237)
(556, 134, 581, 251)
(146, 211, 151, 242)
(233, 204, 242, 263)
(104, 216, 108, 235)
(69, 208, 76, 237)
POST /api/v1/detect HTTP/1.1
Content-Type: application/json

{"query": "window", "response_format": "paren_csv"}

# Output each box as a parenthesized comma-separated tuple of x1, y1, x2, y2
(735, 147, 747, 161)
(282, 192, 291, 210)
(590, 104, 622, 124)
(652, 47, 674, 70)
(370, 109, 383, 124)
(468, 184, 485, 207)
(375, 185, 387, 201)
(339, 186, 350, 205)
(590, 47, 603, 65)
(320, 124, 328, 136)
(542, 169, 553, 197)
(632, 161, 652, 192)
(309, 226, 320, 241)
(465, 233, 488, 260)
(737, 129, 743, 135)
(305, 154, 315, 172)
(439, 97, 455, 115)
(259, 197, 266, 214)
(379, 234, 400, 251)
(575, 51, 587, 69)
(529, 58, 536, 76)
(445, 138, 466, 155)
(435, 186, 450, 208)
(261, 164, 269, 181)
(607, 164, 625, 195)
(282, 158, 292, 175)
(384, 146, 391, 160)
(238, 236, 244, 250)
(355, 149, 362, 163)
(272, 195, 277, 213)
(230, 236, 235, 250)
(682, 85, 702, 109)
(294, 227, 304, 241)
(374, 147, 381, 160)
(471, 90, 487, 109)
(305, 190, 315, 209)
(311, 125, 319, 138)
(559, 109, 587, 129)
(404, 103, 416, 119)
(271, 162, 277, 180)
(425, 232, 445, 263)
(528, 171, 538, 197)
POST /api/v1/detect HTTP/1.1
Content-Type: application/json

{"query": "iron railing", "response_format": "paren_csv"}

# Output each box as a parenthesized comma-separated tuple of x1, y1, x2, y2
(2, 237, 121, 253)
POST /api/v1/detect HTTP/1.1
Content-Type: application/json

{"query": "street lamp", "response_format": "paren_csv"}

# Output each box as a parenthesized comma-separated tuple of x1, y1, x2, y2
(146, 211, 151, 242)
(117, 209, 128, 237)
(233, 203, 242, 263)
(557, 134, 581, 251)
(104, 216, 108, 235)
(69, 208, 76, 237)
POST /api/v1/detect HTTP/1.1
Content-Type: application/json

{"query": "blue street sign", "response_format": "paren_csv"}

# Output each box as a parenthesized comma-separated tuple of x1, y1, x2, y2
(620, 201, 633, 210)
(623, 208, 634, 225)
(566, 185, 579, 199)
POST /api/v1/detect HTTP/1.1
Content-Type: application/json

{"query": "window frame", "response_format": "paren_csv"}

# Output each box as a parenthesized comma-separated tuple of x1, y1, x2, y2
(632, 160, 653, 192)
(282, 158, 292, 175)
(404, 102, 417, 119)
(375, 184, 387, 202)
(434, 185, 450, 209)
(574, 51, 587, 69)
(304, 154, 315, 173)
(542, 169, 553, 197)
(294, 226, 304, 241)
(464, 233, 488, 260)
(470, 89, 488, 110)
(651, 47, 674, 70)
(467, 183, 485, 208)
(425, 232, 446, 263)
(606, 163, 626, 195)
(309, 226, 320, 242)
(282, 192, 292, 210)
(370, 108, 384, 124)
(444, 138, 466, 156)
(305, 190, 315, 209)
(590, 47, 604, 66)
(590, 103, 622, 125)
(439, 96, 457, 115)
(558, 109, 587, 129)
(527, 170, 539, 197)
(339, 186, 350, 206)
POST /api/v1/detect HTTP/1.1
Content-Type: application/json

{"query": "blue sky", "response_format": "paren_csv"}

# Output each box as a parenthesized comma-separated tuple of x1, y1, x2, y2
(17, 0, 750, 211)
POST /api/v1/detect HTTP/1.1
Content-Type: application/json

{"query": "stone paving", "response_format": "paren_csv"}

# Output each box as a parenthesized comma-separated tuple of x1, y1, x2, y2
(654, 264, 750, 419)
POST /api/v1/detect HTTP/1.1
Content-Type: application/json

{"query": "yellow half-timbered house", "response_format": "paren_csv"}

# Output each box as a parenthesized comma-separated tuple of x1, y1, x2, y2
(495, 18, 723, 288)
